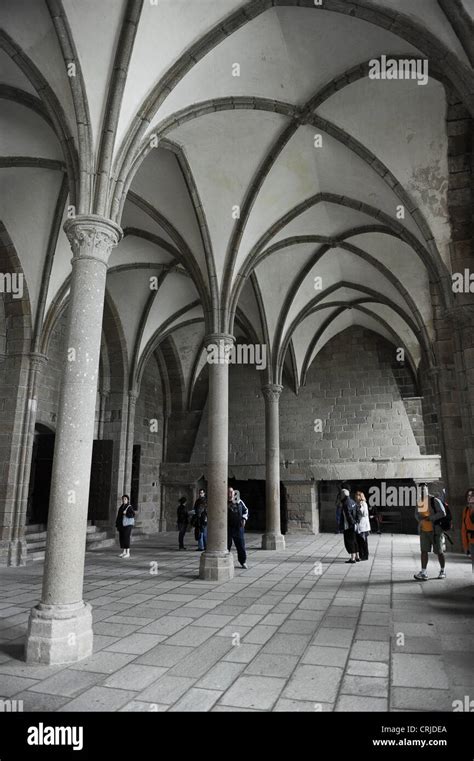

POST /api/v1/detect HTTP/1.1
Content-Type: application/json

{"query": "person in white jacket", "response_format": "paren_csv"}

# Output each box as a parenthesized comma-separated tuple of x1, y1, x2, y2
(354, 490, 371, 560)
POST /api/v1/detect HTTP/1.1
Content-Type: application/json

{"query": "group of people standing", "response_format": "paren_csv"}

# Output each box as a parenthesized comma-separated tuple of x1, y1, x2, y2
(337, 487, 371, 563)
(177, 488, 208, 551)
(176, 486, 249, 568)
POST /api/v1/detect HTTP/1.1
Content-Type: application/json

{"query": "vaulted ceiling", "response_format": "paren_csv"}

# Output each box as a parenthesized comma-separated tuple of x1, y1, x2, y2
(1, 0, 473, 400)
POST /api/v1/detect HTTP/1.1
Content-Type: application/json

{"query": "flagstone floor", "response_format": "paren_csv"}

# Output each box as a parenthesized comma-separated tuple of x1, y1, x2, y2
(0, 532, 472, 712)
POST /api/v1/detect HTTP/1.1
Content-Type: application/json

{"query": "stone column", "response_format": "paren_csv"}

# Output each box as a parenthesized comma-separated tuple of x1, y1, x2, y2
(448, 305, 474, 485)
(262, 384, 285, 550)
(97, 387, 109, 440)
(123, 389, 138, 495)
(25, 215, 122, 664)
(199, 334, 234, 581)
(9, 353, 48, 566)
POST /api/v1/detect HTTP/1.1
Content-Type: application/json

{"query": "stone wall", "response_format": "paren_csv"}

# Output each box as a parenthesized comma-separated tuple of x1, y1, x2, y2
(189, 327, 438, 532)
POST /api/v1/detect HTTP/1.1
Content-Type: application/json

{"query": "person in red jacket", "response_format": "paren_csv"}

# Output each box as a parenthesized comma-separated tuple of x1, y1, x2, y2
(461, 488, 474, 573)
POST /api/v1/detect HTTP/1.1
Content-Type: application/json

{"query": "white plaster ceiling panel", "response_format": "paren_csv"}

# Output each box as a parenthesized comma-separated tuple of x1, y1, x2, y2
(62, 0, 126, 149)
(282, 247, 410, 338)
(254, 243, 317, 344)
(130, 147, 206, 273)
(153, 6, 421, 127)
(171, 321, 205, 391)
(109, 234, 174, 268)
(291, 306, 338, 381)
(361, 302, 422, 367)
(0, 100, 61, 159)
(1, 0, 76, 136)
(45, 205, 73, 316)
(346, 232, 434, 337)
(0, 49, 36, 94)
(169, 109, 288, 286)
(138, 271, 198, 359)
(0, 167, 62, 323)
(165, 305, 204, 334)
(267, 202, 379, 248)
(236, 124, 423, 278)
(318, 77, 450, 264)
(121, 200, 176, 247)
(115, 0, 245, 150)
(106, 269, 155, 358)
(236, 278, 264, 343)
(372, 0, 470, 66)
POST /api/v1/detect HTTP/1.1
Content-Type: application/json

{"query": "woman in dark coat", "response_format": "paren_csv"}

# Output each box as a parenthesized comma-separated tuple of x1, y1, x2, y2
(115, 494, 137, 559)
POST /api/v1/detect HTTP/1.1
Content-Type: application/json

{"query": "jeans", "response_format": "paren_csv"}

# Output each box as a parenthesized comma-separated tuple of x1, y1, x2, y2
(118, 526, 132, 549)
(228, 527, 246, 565)
(198, 526, 207, 551)
(178, 524, 187, 548)
(356, 531, 369, 559)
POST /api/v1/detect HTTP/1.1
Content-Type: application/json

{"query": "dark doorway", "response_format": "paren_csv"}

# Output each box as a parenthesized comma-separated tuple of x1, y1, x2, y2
(319, 479, 419, 534)
(228, 479, 287, 533)
(88, 440, 114, 521)
(27, 424, 55, 526)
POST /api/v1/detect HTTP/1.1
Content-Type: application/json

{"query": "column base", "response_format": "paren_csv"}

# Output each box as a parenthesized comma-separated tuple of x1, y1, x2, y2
(261, 532, 286, 551)
(199, 551, 235, 581)
(25, 601, 93, 665)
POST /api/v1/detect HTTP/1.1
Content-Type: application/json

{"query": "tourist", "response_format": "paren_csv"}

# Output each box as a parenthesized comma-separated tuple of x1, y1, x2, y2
(368, 503, 382, 535)
(115, 495, 137, 559)
(177, 496, 188, 550)
(340, 488, 360, 564)
(413, 485, 446, 581)
(193, 488, 207, 551)
(228, 486, 248, 568)
(354, 490, 370, 560)
(461, 487, 474, 573)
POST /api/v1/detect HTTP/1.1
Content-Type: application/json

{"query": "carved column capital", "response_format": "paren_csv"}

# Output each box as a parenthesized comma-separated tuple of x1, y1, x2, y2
(64, 215, 122, 267)
(262, 384, 283, 403)
(204, 333, 235, 348)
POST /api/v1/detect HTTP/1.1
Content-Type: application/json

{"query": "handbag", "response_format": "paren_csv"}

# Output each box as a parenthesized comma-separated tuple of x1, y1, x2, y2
(123, 506, 135, 527)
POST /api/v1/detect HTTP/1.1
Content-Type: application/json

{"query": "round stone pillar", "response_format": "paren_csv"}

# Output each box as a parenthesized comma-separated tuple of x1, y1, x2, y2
(262, 384, 285, 550)
(199, 334, 234, 581)
(123, 389, 138, 495)
(25, 215, 122, 664)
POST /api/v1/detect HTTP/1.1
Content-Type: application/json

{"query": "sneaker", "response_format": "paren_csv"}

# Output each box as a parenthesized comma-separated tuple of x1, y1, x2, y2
(355, 558, 360, 562)
(345, 559, 355, 564)
(413, 571, 428, 581)
(240, 563, 248, 569)
(438, 569, 446, 579)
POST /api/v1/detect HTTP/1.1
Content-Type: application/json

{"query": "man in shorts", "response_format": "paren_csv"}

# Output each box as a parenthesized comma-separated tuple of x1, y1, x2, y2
(413, 484, 447, 581)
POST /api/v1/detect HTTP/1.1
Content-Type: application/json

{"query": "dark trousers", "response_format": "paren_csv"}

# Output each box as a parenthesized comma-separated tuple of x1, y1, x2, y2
(119, 526, 132, 549)
(228, 528, 246, 565)
(356, 531, 369, 560)
(178, 524, 187, 548)
(343, 527, 357, 555)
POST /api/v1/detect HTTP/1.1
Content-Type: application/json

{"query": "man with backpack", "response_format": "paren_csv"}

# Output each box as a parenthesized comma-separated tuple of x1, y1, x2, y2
(227, 486, 248, 569)
(413, 484, 448, 581)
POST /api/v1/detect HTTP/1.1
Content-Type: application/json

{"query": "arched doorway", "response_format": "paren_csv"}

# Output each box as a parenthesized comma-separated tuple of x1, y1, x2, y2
(27, 423, 55, 526)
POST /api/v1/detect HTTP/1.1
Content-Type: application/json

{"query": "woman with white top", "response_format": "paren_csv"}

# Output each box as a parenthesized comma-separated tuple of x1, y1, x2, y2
(354, 490, 371, 561)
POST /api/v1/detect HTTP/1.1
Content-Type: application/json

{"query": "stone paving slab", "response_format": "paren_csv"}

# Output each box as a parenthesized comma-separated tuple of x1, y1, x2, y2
(0, 532, 472, 712)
